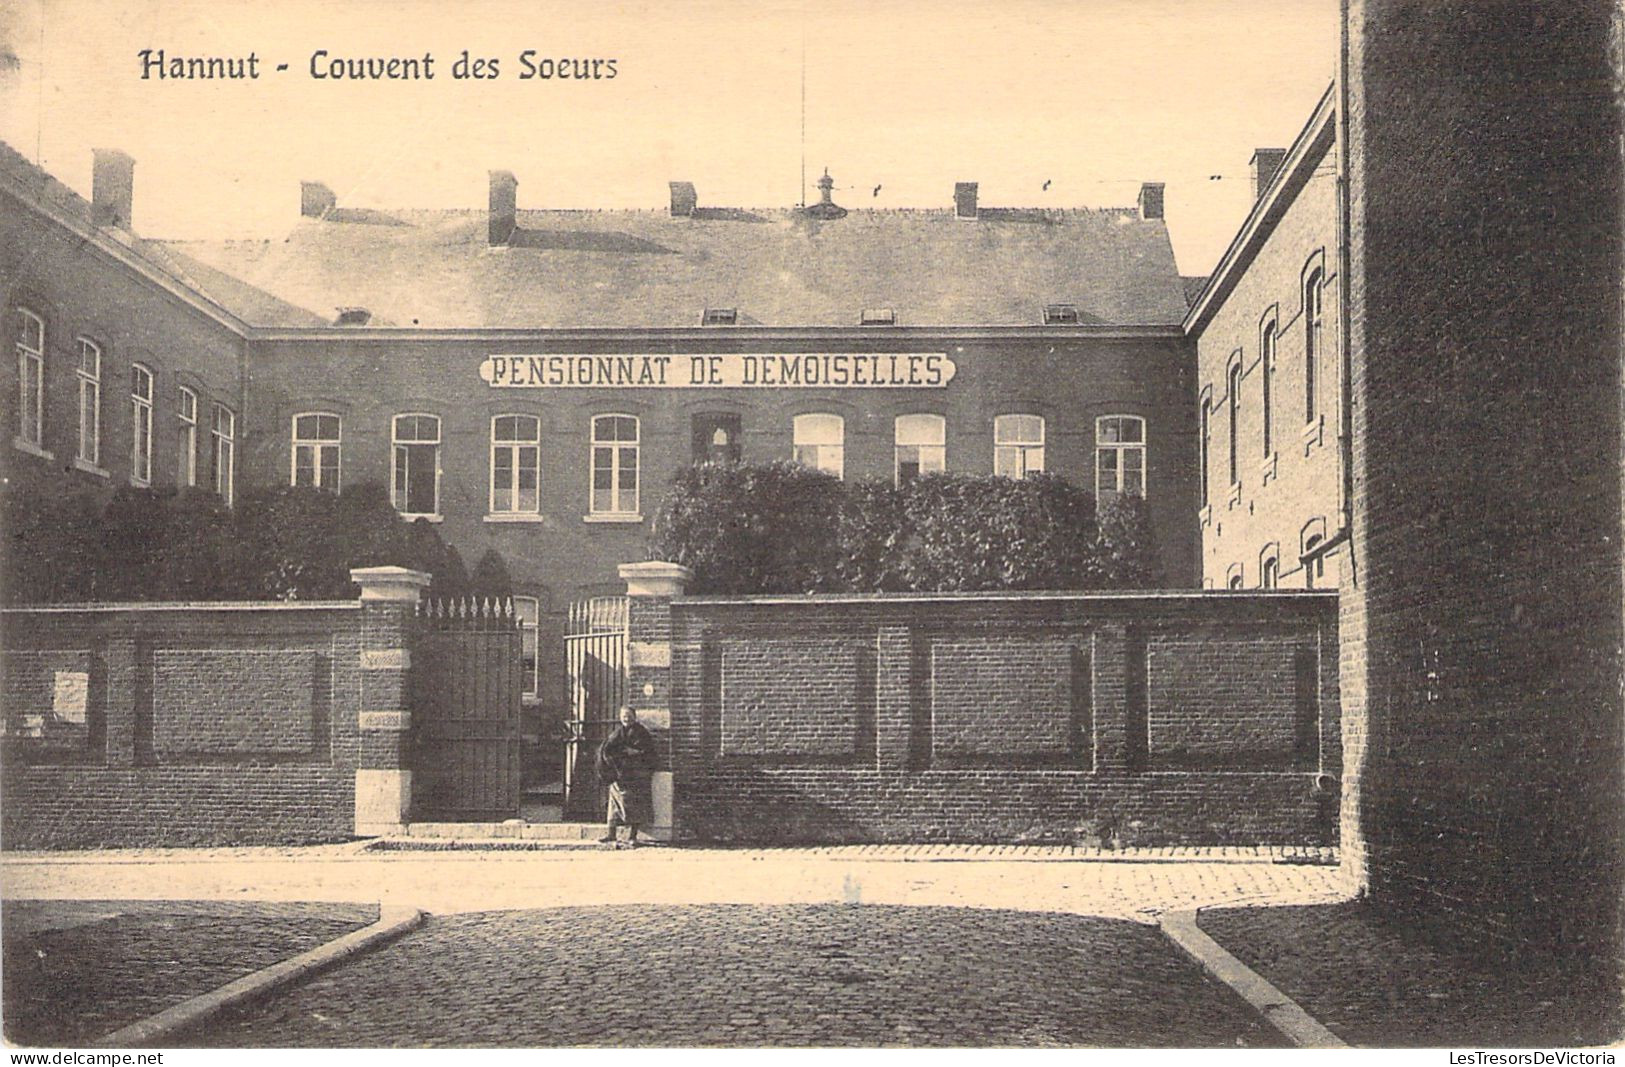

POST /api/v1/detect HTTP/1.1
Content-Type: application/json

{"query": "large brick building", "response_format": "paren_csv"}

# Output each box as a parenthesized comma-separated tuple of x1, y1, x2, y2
(4, 143, 1201, 788)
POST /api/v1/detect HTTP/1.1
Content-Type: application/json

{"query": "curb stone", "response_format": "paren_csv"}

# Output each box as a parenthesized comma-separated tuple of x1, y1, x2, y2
(94, 904, 424, 1048)
(1158, 908, 1347, 1049)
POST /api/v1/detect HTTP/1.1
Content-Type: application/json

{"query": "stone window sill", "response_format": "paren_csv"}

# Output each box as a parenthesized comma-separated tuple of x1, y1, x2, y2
(583, 512, 644, 524)
(1227, 482, 1242, 509)
(73, 457, 109, 478)
(484, 512, 545, 524)
(1302, 416, 1325, 454)
(13, 437, 53, 461)
(1258, 451, 1278, 485)
(1198, 504, 1213, 529)
(399, 512, 444, 524)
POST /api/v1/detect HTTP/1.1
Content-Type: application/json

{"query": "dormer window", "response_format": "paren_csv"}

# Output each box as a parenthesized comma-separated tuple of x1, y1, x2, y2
(1043, 304, 1080, 325)
(859, 308, 896, 326)
(701, 307, 738, 326)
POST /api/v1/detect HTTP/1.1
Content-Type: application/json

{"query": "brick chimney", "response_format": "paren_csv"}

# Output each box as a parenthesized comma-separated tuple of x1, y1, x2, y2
(1138, 182, 1165, 220)
(669, 181, 697, 217)
(954, 181, 978, 220)
(301, 181, 336, 218)
(91, 149, 135, 229)
(489, 170, 518, 246)
(1250, 148, 1288, 200)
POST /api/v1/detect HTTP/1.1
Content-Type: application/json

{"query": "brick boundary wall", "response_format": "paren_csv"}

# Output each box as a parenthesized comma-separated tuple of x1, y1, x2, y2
(1, 568, 424, 849)
(623, 571, 1340, 846)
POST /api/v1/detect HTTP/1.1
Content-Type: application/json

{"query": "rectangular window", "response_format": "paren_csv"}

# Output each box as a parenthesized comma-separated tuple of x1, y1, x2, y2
(491, 414, 540, 514)
(691, 413, 741, 465)
(994, 414, 1044, 479)
(1096, 415, 1146, 496)
(1261, 323, 1276, 456)
(291, 412, 342, 491)
(392, 414, 441, 516)
(76, 339, 101, 466)
(130, 364, 153, 486)
(792, 412, 844, 479)
(16, 308, 44, 447)
(895, 413, 945, 485)
(514, 595, 541, 699)
(212, 403, 235, 506)
(592, 414, 640, 515)
(177, 387, 198, 487)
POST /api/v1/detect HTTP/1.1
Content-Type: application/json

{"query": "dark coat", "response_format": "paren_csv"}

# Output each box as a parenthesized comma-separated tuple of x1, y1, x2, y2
(597, 720, 655, 787)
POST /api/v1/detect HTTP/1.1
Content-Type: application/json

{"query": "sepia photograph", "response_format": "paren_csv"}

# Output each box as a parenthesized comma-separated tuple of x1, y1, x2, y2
(0, 0, 1622, 1055)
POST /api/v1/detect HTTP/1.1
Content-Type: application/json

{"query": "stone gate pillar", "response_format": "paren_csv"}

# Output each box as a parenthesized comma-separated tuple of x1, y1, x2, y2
(618, 560, 693, 841)
(350, 566, 431, 836)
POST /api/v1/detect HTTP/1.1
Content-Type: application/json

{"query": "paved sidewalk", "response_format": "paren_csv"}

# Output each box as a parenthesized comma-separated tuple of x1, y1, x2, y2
(1, 900, 376, 1046)
(183, 904, 1287, 1048)
(1, 844, 1348, 921)
(1198, 902, 1622, 1047)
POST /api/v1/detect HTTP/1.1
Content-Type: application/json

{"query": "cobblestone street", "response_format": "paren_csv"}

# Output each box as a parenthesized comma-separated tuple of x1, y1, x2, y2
(182, 904, 1282, 1048)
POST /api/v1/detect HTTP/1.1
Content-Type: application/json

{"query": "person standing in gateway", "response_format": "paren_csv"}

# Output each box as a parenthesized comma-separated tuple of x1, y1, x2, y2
(597, 706, 655, 846)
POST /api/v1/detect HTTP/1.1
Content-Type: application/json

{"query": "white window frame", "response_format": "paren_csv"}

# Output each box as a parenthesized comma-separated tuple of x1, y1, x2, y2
(177, 387, 198, 487)
(76, 338, 101, 467)
(291, 411, 342, 491)
(130, 363, 154, 486)
(212, 403, 235, 506)
(792, 412, 844, 479)
(1095, 415, 1147, 497)
(490, 414, 541, 516)
(894, 413, 945, 486)
(994, 414, 1045, 479)
(590, 413, 641, 517)
(514, 594, 541, 699)
(392, 413, 442, 518)
(15, 308, 44, 449)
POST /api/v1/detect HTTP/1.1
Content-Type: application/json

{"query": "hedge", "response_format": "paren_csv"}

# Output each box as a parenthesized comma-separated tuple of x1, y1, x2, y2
(649, 463, 1163, 595)
(1, 482, 469, 603)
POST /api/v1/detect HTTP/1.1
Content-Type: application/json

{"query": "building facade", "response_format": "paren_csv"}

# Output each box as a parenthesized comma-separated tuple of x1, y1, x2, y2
(4, 147, 1202, 792)
(1186, 86, 1346, 595)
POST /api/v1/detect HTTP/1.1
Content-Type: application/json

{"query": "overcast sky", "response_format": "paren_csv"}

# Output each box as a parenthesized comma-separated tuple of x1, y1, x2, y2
(0, 0, 1337, 276)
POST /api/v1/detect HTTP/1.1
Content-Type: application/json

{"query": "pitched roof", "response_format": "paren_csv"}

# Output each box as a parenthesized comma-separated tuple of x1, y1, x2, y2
(158, 203, 1191, 330)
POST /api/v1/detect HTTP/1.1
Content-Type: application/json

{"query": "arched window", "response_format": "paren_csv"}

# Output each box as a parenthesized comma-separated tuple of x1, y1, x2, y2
(491, 414, 541, 515)
(591, 414, 640, 515)
(176, 387, 198, 487)
(1304, 265, 1324, 423)
(212, 403, 235, 506)
(1226, 563, 1244, 591)
(392, 413, 440, 516)
(1096, 415, 1146, 496)
(1227, 357, 1243, 485)
(1199, 393, 1212, 509)
(1301, 517, 1329, 590)
(1260, 318, 1277, 456)
(130, 364, 154, 486)
(1260, 544, 1280, 590)
(291, 412, 341, 491)
(895, 414, 945, 485)
(14, 308, 44, 448)
(994, 414, 1045, 479)
(793, 413, 844, 479)
(76, 338, 101, 467)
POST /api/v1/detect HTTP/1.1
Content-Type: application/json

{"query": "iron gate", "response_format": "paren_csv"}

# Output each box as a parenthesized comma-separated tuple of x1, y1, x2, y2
(563, 596, 628, 821)
(411, 597, 522, 822)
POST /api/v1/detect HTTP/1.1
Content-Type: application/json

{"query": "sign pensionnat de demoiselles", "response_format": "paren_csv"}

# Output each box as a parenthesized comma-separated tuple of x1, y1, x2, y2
(480, 353, 957, 389)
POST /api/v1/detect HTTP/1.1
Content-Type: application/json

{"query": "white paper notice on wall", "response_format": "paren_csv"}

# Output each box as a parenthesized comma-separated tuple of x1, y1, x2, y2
(53, 671, 89, 725)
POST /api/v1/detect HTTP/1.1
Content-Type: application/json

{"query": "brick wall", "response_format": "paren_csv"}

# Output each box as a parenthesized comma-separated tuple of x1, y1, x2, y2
(1190, 100, 1344, 593)
(648, 590, 1338, 845)
(1, 602, 365, 847)
(1342, 0, 1624, 973)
